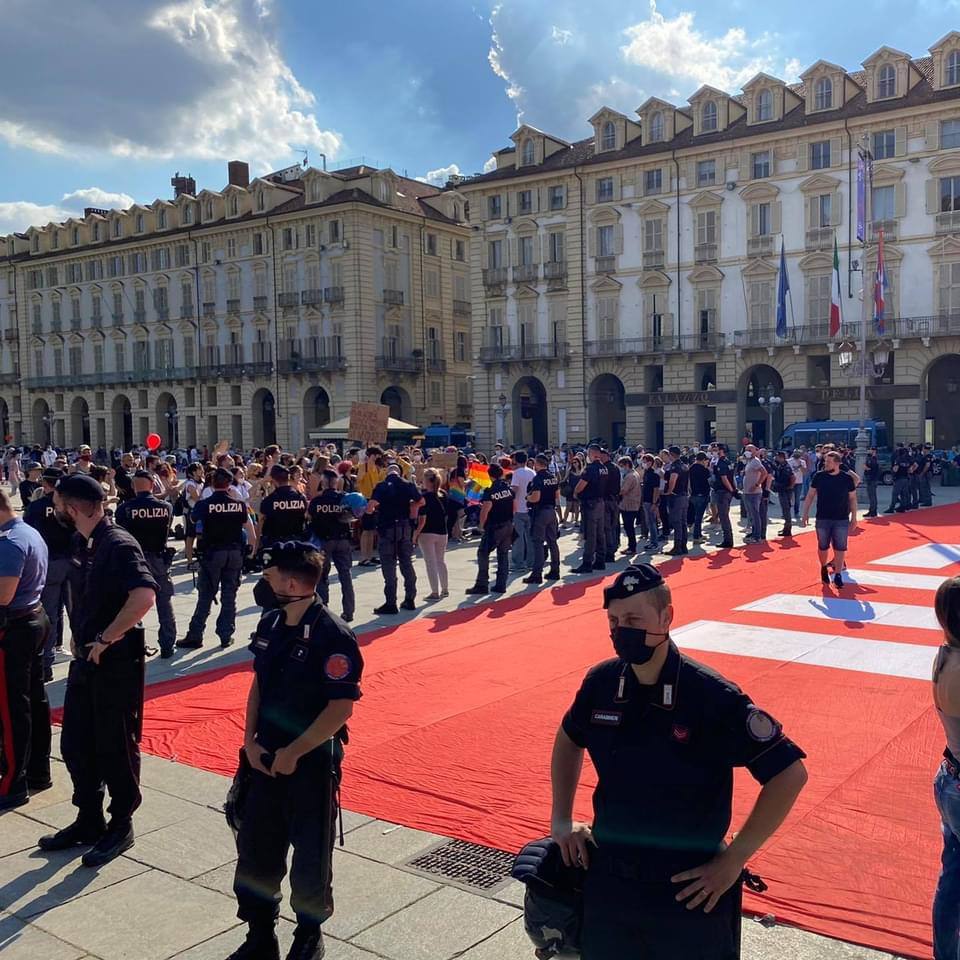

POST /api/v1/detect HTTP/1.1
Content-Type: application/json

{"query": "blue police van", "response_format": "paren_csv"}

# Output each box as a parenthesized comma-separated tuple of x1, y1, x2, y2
(778, 419, 895, 483)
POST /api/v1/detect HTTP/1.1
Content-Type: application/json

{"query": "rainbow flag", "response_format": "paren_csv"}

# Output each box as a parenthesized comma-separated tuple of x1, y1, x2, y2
(468, 463, 492, 488)
(447, 486, 466, 505)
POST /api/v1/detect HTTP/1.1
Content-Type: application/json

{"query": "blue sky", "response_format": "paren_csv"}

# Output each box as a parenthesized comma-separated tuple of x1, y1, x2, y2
(0, 0, 956, 234)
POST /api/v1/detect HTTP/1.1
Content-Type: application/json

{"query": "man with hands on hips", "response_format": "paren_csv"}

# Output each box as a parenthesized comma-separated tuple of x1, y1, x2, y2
(549, 562, 807, 959)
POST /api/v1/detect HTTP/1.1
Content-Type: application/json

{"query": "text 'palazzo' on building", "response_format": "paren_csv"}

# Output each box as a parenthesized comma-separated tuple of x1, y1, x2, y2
(0, 160, 472, 450)
(459, 34, 960, 452)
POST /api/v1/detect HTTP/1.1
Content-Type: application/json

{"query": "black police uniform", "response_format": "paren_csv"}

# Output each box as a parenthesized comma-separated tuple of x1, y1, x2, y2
(116, 491, 176, 656)
(578, 460, 609, 569)
(603, 460, 621, 561)
(371, 474, 420, 609)
(234, 598, 362, 936)
(0, 517, 51, 809)
(528, 468, 560, 581)
(908, 448, 922, 509)
(472, 478, 514, 592)
(307, 490, 355, 620)
(664, 460, 690, 553)
(712, 457, 736, 547)
(61, 517, 157, 830)
(563, 644, 805, 959)
(863, 453, 880, 516)
(918, 450, 934, 507)
(24, 489, 75, 674)
(183, 491, 248, 646)
(260, 487, 308, 547)
(887, 448, 912, 512)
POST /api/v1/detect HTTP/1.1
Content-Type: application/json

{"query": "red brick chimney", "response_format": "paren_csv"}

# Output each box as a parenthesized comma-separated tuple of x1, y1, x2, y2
(227, 160, 250, 188)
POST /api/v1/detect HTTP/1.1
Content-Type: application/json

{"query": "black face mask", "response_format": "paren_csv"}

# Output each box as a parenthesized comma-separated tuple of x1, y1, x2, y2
(54, 508, 75, 530)
(611, 624, 667, 665)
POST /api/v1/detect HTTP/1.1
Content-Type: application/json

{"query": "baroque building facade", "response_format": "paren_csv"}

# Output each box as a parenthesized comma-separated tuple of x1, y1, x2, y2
(460, 35, 960, 452)
(0, 161, 472, 450)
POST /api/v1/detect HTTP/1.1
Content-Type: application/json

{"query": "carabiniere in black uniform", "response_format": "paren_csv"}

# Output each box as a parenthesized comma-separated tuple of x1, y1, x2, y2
(525, 457, 560, 584)
(115, 474, 176, 658)
(308, 479, 355, 622)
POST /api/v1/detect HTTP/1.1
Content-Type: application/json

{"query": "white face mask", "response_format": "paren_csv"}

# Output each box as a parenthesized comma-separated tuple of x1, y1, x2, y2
(745, 452, 754, 459)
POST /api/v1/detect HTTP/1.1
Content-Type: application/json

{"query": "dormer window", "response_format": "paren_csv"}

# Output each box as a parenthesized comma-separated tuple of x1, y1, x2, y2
(701, 101, 717, 132)
(228, 195, 238, 217)
(113, 220, 121, 238)
(158, 208, 166, 229)
(947, 50, 960, 87)
(378, 181, 389, 202)
(204, 200, 214, 221)
(650, 111, 664, 142)
(93, 223, 100, 242)
(72, 227, 79, 246)
(309, 181, 321, 203)
(756, 89, 773, 122)
(601, 120, 616, 151)
(31, 234, 39, 253)
(135, 214, 144, 233)
(183, 205, 193, 225)
(521, 138, 535, 166)
(877, 64, 896, 99)
(453, 201, 461, 220)
(257, 191, 265, 211)
(814, 76, 833, 110)
(52, 232, 59, 250)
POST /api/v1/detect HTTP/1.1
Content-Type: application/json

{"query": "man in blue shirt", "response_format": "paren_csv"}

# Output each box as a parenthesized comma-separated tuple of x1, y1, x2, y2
(0, 487, 51, 810)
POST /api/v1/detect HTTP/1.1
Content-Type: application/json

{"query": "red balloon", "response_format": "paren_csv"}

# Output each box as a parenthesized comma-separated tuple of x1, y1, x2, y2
(145, 433, 162, 451)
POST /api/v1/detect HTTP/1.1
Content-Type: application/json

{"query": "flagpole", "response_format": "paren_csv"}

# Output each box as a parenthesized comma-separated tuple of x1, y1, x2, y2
(855, 134, 873, 485)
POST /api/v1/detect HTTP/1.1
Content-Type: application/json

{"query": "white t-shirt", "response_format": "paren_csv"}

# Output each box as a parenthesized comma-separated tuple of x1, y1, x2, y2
(511, 466, 536, 514)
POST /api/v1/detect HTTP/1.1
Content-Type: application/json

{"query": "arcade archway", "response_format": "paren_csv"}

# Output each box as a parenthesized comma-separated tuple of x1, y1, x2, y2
(252, 388, 277, 447)
(512, 376, 548, 449)
(588, 374, 626, 448)
(738, 364, 785, 448)
(925, 354, 960, 448)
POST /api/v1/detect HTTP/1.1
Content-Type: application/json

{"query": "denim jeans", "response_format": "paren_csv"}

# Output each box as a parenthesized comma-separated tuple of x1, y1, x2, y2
(642, 502, 660, 546)
(743, 492, 763, 540)
(715, 490, 733, 545)
(934, 762, 960, 960)
(689, 494, 708, 540)
(511, 512, 532, 570)
(792, 485, 803, 517)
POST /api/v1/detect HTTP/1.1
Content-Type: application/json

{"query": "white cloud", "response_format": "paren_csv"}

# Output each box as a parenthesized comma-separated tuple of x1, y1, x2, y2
(417, 163, 462, 186)
(783, 58, 803, 83)
(551, 26, 573, 46)
(61, 187, 135, 210)
(0, 186, 139, 234)
(0, 0, 341, 170)
(483, 156, 498, 174)
(620, 0, 780, 91)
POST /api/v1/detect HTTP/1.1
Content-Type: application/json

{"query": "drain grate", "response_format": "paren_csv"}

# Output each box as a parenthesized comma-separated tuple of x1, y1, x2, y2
(405, 839, 515, 892)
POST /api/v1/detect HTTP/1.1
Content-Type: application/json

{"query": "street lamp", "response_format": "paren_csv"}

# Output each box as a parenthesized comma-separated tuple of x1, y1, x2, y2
(837, 339, 858, 374)
(494, 392, 508, 445)
(757, 384, 782, 448)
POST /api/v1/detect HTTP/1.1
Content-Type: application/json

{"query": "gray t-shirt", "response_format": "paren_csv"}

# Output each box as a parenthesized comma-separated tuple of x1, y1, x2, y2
(743, 457, 767, 495)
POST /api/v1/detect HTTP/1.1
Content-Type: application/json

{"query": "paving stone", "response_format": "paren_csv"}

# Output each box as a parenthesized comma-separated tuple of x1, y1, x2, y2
(0, 911, 86, 960)
(458, 917, 533, 959)
(17, 772, 73, 812)
(340, 819, 445, 867)
(0, 812, 48, 857)
(138, 754, 232, 810)
(741, 919, 897, 959)
(0, 844, 149, 919)
(31, 870, 238, 960)
(341, 809, 375, 835)
(169, 919, 291, 959)
(489, 878, 525, 910)
(352, 886, 521, 960)
(324, 849, 440, 940)
(124, 806, 237, 879)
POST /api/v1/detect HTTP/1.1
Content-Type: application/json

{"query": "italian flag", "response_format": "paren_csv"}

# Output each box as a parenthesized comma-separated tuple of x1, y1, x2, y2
(829, 234, 842, 338)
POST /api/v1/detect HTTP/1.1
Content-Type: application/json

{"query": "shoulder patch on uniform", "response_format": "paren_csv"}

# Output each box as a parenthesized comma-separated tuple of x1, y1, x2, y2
(746, 707, 780, 742)
(324, 653, 353, 680)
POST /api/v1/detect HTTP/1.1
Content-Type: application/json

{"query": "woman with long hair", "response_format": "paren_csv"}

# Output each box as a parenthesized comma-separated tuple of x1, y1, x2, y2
(933, 576, 960, 959)
(413, 468, 449, 600)
(561, 456, 583, 527)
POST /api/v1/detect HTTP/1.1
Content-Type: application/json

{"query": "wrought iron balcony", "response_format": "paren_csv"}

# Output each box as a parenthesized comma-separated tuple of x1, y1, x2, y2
(512, 264, 538, 282)
(642, 250, 665, 270)
(544, 261, 567, 279)
(453, 299, 471, 317)
(323, 286, 344, 304)
(278, 292, 299, 308)
(70, 317, 82, 331)
(253, 296, 268, 312)
(0, 372, 20, 385)
(585, 333, 724, 357)
(31, 322, 43, 336)
(383, 289, 405, 306)
(747, 236, 774, 258)
(111, 312, 124, 327)
(132, 309, 146, 324)
(90, 314, 103, 329)
(869, 219, 898, 242)
(301, 289, 322, 306)
(478, 341, 570, 363)
(482, 268, 508, 289)
(694, 243, 718, 264)
(50, 319, 62, 333)
(936, 210, 960, 234)
(252, 342, 272, 364)
(3, 329, 16, 340)
(594, 256, 616, 274)
(805, 228, 833, 251)
(202, 302, 216, 318)
(376, 354, 420, 372)
(890, 314, 960, 339)
(426, 353, 447, 373)
(226, 299, 240, 315)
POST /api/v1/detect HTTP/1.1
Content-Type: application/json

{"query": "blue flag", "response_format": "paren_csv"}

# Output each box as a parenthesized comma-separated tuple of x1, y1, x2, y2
(776, 239, 790, 338)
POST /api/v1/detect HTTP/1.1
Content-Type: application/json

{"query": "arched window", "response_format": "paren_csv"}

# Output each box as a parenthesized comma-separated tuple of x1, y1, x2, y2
(183, 204, 193, 225)
(701, 100, 718, 132)
(947, 50, 960, 87)
(814, 76, 832, 110)
(135, 214, 144, 233)
(601, 120, 616, 150)
(92, 222, 100, 242)
(256, 191, 265, 211)
(113, 219, 121, 238)
(72, 227, 79, 245)
(228, 194, 238, 217)
(650, 111, 664, 142)
(158, 208, 166, 228)
(309, 181, 321, 202)
(204, 200, 214, 221)
(522, 138, 535, 165)
(756, 89, 773, 122)
(878, 63, 896, 99)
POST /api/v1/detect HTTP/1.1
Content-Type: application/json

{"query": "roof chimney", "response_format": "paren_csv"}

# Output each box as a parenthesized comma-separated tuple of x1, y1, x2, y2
(228, 160, 250, 189)
(171, 172, 196, 199)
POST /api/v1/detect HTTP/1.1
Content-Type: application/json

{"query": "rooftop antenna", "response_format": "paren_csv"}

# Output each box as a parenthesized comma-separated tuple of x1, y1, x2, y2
(293, 146, 309, 168)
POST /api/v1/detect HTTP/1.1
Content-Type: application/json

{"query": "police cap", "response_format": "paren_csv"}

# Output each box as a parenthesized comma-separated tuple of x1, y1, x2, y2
(262, 540, 321, 571)
(269, 464, 290, 482)
(25, 461, 41, 473)
(56, 473, 106, 503)
(133, 469, 153, 479)
(602, 562, 664, 609)
(41, 467, 64, 482)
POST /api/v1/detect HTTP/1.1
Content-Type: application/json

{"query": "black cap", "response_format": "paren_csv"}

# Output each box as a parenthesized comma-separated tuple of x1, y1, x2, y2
(269, 464, 290, 482)
(262, 540, 321, 570)
(212, 467, 234, 486)
(602, 563, 665, 609)
(41, 467, 64, 482)
(24, 461, 41, 472)
(55, 473, 105, 503)
(133, 469, 153, 480)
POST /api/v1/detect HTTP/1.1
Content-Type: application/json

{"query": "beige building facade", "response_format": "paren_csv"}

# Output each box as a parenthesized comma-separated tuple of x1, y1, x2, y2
(0, 161, 472, 451)
(460, 35, 960, 453)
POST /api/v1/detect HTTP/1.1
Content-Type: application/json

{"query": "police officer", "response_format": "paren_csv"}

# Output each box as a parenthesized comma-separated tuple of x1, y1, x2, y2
(551, 563, 808, 959)
(366, 464, 423, 615)
(115, 470, 176, 659)
(663, 445, 690, 556)
(0, 488, 50, 810)
(465, 462, 514, 595)
(523, 453, 560, 585)
(38, 474, 157, 866)
(571, 444, 609, 574)
(885, 444, 912, 513)
(229, 541, 362, 960)
(24, 466, 74, 681)
(307, 469, 355, 622)
(258, 465, 307, 548)
(179, 468, 257, 649)
(919, 443, 935, 507)
(601, 449, 620, 563)
(712, 444, 737, 549)
(863, 447, 880, 518)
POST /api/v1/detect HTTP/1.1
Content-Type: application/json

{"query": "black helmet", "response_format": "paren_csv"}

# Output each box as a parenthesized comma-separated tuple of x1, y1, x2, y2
(512, 838, 584, 956)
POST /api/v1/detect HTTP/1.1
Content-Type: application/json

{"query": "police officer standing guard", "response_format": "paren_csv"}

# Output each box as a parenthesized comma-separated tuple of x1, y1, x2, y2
(39, 474, 157, 867)
(24, 466, 73, 681)
(116, 470, 176, 659)
(179, 468, 257, 650)
(229, 542, 362, 960)
(551, 563, 807, 958)
(366, 465, 423, 615)
(307, 469, 356, 622)
(465, 462, 514, 596)
(571, 444, 609, 574)
(0, 488, 50, 810)
(601, 448, 620, 563)
(523, 454, 560, 585)
(258, 465, 307, 548)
